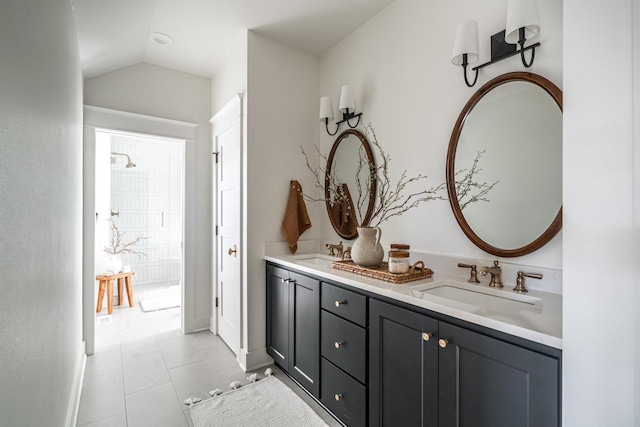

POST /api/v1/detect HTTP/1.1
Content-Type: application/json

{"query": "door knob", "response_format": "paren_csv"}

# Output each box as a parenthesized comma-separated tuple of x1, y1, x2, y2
(422, 332, 432, 342)
(228, 245, 237, 257)
(438, 338, 448, 348)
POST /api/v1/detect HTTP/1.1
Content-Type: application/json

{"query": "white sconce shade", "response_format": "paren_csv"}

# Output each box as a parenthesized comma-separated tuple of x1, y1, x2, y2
(338, 85, 355, 114)
(319, 96, 334, 122)
(451, 20, 479, 65)
(505, 0, 540, 44)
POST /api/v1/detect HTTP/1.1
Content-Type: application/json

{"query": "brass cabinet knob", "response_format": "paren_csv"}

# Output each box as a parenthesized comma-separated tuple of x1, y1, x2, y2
(335, 394, 343, 401)
(422, 332, 432, 342)
(228, 245, 237, 256)
(438, 338, 448, 348)
(334, 341, 344, 349)
(335, 300, 346, 307)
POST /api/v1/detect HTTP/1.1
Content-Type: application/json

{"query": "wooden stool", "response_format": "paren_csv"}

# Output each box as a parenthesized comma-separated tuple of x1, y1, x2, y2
(96, 271, 135, 314)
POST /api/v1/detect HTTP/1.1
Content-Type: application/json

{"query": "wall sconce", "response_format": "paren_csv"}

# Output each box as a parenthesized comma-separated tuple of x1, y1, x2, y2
(452, 0, 541, 87)
(319, 85, 363, 136)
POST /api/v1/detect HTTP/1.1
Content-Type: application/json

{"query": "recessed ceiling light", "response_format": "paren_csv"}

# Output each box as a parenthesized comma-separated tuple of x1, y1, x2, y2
(150, 32, 173, 46)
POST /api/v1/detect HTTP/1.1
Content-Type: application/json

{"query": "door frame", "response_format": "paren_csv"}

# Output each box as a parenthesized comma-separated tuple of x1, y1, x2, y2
(209, 93, 243, 359)
(82, 105, 197, 354)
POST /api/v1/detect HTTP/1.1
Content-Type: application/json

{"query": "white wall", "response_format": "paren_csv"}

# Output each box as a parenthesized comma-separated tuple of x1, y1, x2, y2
(85, 63, 212, 331)
(211, 33, 248, 115)
(635, 0, 640, 419)
(242, 31, 322, 368)
(319, 0, 563, 269)
(0, 1, 84, 425)
(94, 131, 112, 274)
(564, 0, 639, 424)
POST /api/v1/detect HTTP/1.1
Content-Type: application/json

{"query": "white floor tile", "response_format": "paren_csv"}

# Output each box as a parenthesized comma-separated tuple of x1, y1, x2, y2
(125, 382, 187, 427)
(78, 300, 341, 427)
(77, 372, 125, 426)
(78, 411, 127, 427)
(122, 349, 171, 395)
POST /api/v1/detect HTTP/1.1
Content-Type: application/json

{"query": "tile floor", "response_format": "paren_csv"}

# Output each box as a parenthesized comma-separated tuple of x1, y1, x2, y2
(77, 296, 340, 427)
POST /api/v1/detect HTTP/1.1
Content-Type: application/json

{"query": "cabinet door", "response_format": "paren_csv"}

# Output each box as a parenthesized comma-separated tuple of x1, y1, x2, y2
(289, 271, 320, 397)
(438, 322, 560, 427)
(266, 265, 290, 367)
(369, 299, 439, 427)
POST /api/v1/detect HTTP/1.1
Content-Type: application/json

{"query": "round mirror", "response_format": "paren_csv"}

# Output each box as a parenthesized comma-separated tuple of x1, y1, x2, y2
(446, 72, 562, 257)
(326, 129, 376, 240)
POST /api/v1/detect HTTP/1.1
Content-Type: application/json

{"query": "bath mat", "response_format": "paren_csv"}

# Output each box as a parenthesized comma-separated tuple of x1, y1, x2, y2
(139, 293, 180, 312)
(190, 376, 328, 427)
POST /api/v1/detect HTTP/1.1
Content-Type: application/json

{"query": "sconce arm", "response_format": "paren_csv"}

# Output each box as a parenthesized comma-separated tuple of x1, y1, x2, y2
(324, 118, 339, 136)
(462, 54, 479, 88)
(472, 42, 540, 72)
(336, 111, 362, 129)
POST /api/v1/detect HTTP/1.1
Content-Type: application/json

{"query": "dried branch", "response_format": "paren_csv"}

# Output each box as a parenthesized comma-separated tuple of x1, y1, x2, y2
(103, 219, 149, 259)
(364, 123, 447, 226)
(300, 145, 363, 224)
(454, 151, 499, 210)
(301, 123, 498, 229)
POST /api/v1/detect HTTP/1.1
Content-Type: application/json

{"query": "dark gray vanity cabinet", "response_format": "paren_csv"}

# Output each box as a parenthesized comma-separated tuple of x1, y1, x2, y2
(369, 299, 439, 426)
(319, 283, 368, 427)
(266, 264, 320, 397)
(369, 299, 560, 427)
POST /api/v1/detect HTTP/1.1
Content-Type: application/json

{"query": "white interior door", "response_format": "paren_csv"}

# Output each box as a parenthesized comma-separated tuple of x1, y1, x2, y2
(212, 95, 242, 356)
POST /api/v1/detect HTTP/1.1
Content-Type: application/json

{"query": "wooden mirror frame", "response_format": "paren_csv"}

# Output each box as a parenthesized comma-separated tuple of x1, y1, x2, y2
(325, 129, 377, 240)
(446, 72, 563, 257)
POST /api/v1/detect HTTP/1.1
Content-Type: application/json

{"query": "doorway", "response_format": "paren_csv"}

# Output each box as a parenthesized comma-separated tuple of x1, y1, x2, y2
(94, 129, 185, 339)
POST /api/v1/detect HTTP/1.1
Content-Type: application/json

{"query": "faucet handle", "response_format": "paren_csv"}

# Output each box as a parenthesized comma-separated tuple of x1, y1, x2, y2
(458, 263, 480, 284)
(514, 271, 543, 293)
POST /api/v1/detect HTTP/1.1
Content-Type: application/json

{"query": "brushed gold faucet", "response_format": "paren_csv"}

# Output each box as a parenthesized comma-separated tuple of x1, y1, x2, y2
(480, 260, 503, 288)
(514, 271, 543, 293)
(458, 263, 481, 284)
(326, 241, 344, 257)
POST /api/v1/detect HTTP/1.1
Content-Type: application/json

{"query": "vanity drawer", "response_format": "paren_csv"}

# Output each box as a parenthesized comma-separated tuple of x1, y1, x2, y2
(321, 358, 366, 427)
(322, 282, 367, 327)
(321, 310, 367, 383)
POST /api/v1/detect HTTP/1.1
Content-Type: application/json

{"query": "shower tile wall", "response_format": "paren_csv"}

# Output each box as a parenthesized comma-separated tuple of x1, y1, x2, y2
(111, 135, 182, 291)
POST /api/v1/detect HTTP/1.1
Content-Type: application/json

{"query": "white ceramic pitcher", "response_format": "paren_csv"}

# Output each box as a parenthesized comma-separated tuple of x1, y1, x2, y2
(351, 226, 384, 267)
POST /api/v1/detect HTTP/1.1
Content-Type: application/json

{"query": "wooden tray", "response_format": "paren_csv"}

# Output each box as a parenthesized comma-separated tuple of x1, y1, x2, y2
(331, 260, 433, 284)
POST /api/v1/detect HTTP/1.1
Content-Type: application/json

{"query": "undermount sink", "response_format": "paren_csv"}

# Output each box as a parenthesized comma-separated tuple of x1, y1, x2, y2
(294, 254, 336, 268)
(411, 280, 542, 314)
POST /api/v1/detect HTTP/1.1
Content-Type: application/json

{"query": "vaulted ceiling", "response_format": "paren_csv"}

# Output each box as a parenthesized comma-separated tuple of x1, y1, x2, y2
(73, 0, 396, 78)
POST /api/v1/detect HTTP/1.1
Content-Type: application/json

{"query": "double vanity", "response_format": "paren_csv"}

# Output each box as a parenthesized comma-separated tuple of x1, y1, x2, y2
(264, 250, 562, 427)
(264, 71, 564, 426)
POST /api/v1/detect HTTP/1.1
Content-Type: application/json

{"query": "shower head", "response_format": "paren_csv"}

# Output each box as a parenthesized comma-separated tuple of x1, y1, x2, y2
(111, 152, 137, 168)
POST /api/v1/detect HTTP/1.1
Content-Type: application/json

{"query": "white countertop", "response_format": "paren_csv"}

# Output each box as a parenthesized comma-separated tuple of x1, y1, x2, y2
(264, 252, 562, 350)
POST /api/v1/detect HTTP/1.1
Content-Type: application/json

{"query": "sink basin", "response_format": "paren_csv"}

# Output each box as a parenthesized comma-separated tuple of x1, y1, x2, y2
(411, 280, 541, 314)
(294, 255, 336, 268)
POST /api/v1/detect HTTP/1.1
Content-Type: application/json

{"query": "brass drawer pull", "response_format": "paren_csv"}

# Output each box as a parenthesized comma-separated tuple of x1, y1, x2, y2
(422, 332, 432, 342)
(438, 338, 448, 348)
(335, 300, 346, 307)
(335, 393, 343, 401)
(334, 341, 344, 349)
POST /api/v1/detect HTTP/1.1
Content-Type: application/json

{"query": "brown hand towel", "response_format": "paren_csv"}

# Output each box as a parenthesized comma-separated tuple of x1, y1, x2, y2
(281, 180, 312, 254)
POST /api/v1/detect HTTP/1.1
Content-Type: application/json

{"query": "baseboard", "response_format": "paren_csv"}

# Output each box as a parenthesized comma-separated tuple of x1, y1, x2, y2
(239, 347, 273, 372)
(209, 315, 215, 333)
(66, 341, 87, 427)
(191, 315, 210, 332)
